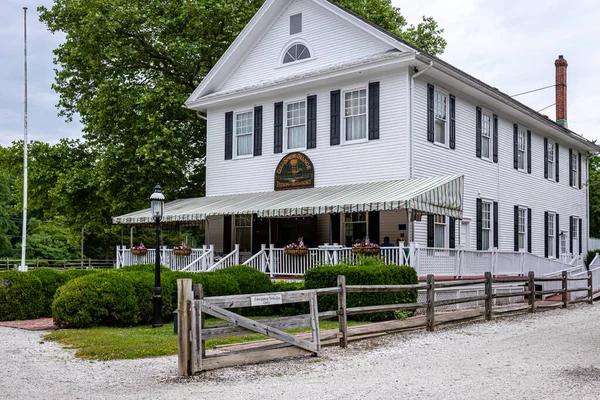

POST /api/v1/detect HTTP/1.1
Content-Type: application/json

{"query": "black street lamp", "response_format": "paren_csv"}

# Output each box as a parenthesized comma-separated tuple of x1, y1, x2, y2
(150, 185, 165, 328)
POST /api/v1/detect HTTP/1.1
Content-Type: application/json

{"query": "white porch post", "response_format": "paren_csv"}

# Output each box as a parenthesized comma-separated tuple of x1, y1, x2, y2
(209, 245, 215, 270)
(260, 244, 267, 272)
(410, 242, 418, 274)
(116, 245, 121, 268)
(269, 244, 275, 278)
(234, 244, 240, 265)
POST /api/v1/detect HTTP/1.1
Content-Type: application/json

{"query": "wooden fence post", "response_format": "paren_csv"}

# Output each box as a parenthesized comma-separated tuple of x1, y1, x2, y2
(337, 275, 348, 348)
(588, 271, 594, 305)
(309, 291, 321, 355)
(484, 272, 492, 321)
(193, 283, 206, 358)
(562, 270, 568, 308)
(426, 274, 435, 332)
(177, 279, 192, 377)
(528, 271, 536, 313)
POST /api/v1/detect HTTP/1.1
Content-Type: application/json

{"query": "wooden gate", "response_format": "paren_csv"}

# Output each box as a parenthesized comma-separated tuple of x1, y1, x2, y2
(177, 279, 339, 376)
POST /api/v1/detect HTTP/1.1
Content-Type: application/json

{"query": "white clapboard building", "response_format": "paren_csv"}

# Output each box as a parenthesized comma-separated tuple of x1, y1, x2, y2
(114, 0, 599, 278)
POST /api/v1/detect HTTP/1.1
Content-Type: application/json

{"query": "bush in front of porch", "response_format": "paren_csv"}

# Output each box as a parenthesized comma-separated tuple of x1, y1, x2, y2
(304, 259, 418, 322)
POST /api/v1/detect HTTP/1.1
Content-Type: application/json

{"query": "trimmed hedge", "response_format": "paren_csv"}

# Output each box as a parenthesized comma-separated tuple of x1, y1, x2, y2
(305, 263, 418, 321)
(214, 265, 273, 294)
(0, 271, 44, 321)
(52, 271, 141, 328)
(28, 268, 70, 317)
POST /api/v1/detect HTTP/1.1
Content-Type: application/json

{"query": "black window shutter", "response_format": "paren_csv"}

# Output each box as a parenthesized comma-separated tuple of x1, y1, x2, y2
(449, 95, 456, 149)
(493, 114, 498, 163)
(527, 208, 532, 253)
(579, 218, 583, 254)
(476, 107, 482, 158)
(555, 142, 559, 182)
(253, 106, 263, 156)
(274, 102, 283, 153)
(513, 124, 518, 169)
(544, 138, 548, 179)
(368, 82, 380, 140)
(493, 201, 499, 248)
(544, 211, 549, 258)
(570, 216, 574, 254)
(556, 214, 560, 256)
(225, 111, 233, 160)
(476, 199, 483, 251)
(427, 84, 435, 142)
(449, 217, 455, 249)
(368, 211, 380, 245)
(427, 214, 435, 248)
(307, 95, 317, 149)
(330, 90, 341, 146)
(569, 149, 573, 186)
(579, 152, 582, 189)
(527, 130, 532, 174)
(331, 213, 340, 245)
(223, 215, 232, 254)
(514, 205, 519, 251)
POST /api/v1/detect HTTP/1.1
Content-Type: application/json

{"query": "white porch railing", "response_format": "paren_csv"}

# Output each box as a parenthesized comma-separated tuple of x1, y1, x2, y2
(115, 245, 213, 272)
(206, 245, 240, 272)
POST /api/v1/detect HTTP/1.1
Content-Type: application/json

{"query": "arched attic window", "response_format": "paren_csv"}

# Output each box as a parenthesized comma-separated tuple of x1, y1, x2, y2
(283, 43, 311, 64)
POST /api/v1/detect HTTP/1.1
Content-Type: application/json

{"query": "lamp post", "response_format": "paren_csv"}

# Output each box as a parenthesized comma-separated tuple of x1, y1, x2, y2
(150, 185, 165, 328)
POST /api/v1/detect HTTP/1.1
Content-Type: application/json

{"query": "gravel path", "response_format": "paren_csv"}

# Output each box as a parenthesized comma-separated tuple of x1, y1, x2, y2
(2, 304, 600, 400)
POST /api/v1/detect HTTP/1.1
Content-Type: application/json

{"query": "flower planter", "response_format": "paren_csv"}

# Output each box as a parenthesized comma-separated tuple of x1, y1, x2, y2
(131, 249, 147, 256)
(351, 247, 381, 255)
(173, 248, 192, 256)
(284, 248, 309, 256)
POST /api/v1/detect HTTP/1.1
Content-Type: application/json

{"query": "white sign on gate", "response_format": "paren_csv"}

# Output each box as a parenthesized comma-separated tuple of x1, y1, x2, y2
(251, 294, 283, 306)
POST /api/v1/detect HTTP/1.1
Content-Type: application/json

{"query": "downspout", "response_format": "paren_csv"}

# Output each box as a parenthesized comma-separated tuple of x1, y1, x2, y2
(408, 60, 433, 245)
(409, 60, 433, 179)
(586, 155, 590, 261)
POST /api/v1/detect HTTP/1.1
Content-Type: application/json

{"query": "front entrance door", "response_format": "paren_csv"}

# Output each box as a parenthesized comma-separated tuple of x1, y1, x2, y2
(276, 217, 317, 248)
(460, 221, 471, 250)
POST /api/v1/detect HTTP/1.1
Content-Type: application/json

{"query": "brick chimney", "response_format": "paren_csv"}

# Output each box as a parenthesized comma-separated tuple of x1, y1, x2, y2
(555, 55, 568, 128)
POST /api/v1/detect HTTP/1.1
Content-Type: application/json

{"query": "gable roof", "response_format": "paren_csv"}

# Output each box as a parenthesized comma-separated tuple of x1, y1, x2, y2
(186, 0, 599, 152)
(185, 0, 416, 105)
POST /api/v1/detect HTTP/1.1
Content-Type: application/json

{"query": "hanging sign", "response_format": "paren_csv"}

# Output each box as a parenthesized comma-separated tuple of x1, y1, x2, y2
(251, 294, 283, 306)
(274, 152, 314, 191)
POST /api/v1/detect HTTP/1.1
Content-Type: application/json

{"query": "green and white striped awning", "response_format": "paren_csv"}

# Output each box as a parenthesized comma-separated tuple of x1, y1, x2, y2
(113, 175, 463, 225)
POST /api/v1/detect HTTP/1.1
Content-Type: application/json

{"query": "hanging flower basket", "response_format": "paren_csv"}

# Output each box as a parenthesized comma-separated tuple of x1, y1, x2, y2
(352, 245, 381, 255)
(131, 248, 147, 256)
(173, 248, 192, 256)
(284, 248, 309, 256)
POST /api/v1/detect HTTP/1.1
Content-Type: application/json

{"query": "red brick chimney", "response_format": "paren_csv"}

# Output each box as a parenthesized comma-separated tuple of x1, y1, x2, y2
(555, 55, 568, 128)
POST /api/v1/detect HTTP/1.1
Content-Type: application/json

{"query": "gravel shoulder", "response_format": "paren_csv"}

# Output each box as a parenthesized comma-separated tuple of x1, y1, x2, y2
(2, 304, 600, 400)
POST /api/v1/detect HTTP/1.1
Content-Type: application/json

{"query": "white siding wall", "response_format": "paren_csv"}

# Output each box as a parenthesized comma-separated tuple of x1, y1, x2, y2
(219, 0, 393, 92)
(206, 69, 410, 195)
(412, 77, 589, 257)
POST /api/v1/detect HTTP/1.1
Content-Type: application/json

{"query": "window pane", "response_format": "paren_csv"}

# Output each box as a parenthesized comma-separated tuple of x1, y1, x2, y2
(435, 120, 446, 144)
(434, 224, 445, 248)
(344, 90, 367, 141)
(344, 212, 367, 246)
(288, 126, 305, 149)
(482, 137, 490, 158)
(235, 215, 252, 252)
(482, 230, 490, 251)
(286, 101, 306, 149)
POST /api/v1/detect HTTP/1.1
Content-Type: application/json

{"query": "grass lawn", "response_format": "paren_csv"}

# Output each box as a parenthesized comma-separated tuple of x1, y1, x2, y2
(44, 317, 364, 361)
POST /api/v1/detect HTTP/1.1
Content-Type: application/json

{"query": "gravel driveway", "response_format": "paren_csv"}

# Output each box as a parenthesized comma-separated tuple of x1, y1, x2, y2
(2, 304, 600, 400)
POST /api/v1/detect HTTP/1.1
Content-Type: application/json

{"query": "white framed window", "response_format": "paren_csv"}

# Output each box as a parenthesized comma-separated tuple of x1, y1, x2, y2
(235, 111, 253, 157)
(518, 207, 527, 251)
(481, 112, 492, 160)
(547, 139, 555, 181)
(434, 215, 447, 248)
(434, 90, 448, 145)
(517, 127, 527, 171)
(343, 88, 367, 142)
(547, 212, 556, 258)
(235, 214, 252, 252)
(482, 202, 492, 251)
(286, 100, 306, 150)
(283, 43, 311, 64)
(344, 212, 367, 247)
(571, 217, 579, 255)
(570, 152, 579, 188)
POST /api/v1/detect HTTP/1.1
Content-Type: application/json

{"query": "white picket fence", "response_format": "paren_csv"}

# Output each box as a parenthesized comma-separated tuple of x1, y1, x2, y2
(116, 243, 581, 279)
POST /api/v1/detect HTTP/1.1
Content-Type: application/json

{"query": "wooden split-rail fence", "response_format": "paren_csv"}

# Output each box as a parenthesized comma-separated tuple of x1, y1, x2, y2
(176, 270, 594, 376)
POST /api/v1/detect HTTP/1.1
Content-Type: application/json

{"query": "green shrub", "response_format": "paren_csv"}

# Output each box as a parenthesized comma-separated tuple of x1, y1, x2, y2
(62, 269, 103, 282)
(52, 271, 140, 328)
(119, 264, 172, 275)
(272, 280, 304, 292)
(272, 280, 307, 316)
(28, 268, 69, 317)
(305, 262, 418, 322)
(214, 265, 273, 294)
(169, 272, 241, 298)
(121, 271, 156, 324)
(0, 271, 44, 321)
(585, 250, 600, 268)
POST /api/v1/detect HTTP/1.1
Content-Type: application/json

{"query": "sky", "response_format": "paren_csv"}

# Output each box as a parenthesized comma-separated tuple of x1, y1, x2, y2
(0, 0, 599, 147)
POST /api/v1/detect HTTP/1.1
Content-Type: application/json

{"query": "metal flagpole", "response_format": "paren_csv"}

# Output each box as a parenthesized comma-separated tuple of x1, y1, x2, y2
(20, 7, 28, 272)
